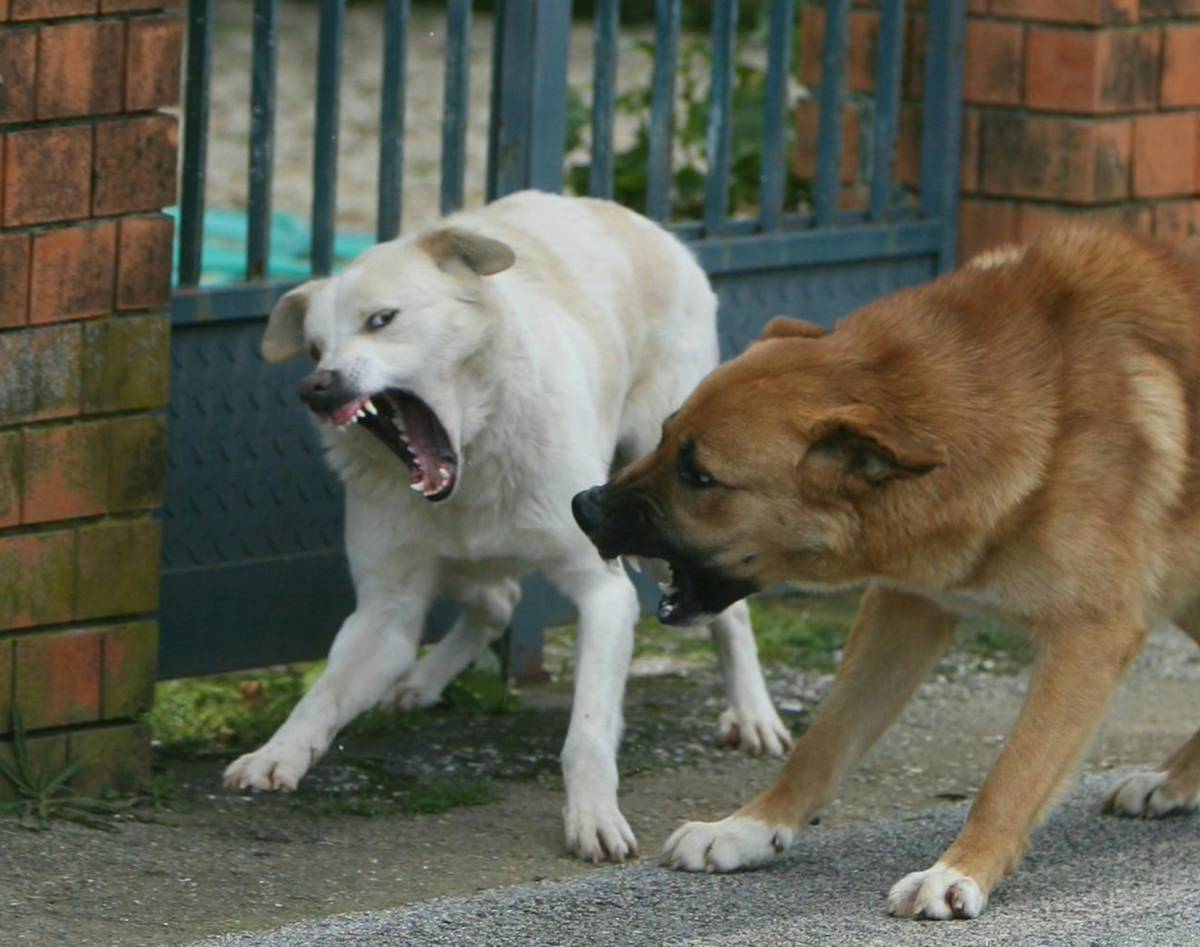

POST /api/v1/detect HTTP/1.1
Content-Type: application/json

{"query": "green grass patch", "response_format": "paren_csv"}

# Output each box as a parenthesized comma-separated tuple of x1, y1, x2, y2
(148, 663, 519, 761)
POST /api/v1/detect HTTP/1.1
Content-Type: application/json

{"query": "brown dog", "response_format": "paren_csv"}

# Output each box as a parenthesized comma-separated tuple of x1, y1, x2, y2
(572, 224, 1200, 919)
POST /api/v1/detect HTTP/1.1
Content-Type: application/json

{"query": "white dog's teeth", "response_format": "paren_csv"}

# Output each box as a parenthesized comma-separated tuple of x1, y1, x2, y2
(626, 555, 642, 573)
(410, 482, 423, 493)
(364, 399, 378, 416)
(356, 408, 367, 420)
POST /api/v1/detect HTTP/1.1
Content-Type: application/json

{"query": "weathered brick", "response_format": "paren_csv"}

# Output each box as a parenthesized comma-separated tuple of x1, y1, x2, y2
(0, 323, 83, 425)
(0, 232, 31, 328)
(1142, 0, 1200, 18)
(2, 125, 91, 226)
(14, 630, 102, 730)
(964, 20, 1023, 106)
(904, 13, 927, 99)
(961, 108, 982, 193)
(107, 415, 165, 512)
(81, 314, 170, 414)
(21, 421, 109, 524)
(0, 732, 67, 802)
(117, 215, 173, 310)
(29, 222, 116, 325)
(102, 0, 181, 9)
(0, 640, 11, 734)
(1162, 26, 1200, 108)
(101, 621, 156, 718)
(981, 113, 1131, 203)
(125, 15, 183, 112)
(990, 0, 1138, 23)
(1018, 202, 1153, 243)
(896, 103, 922, 189)
(1025, 27, 1160, 113)
(93, 115, 178, 216)
(0, 529, 76, 630)
(68, 722, 150, 795)
(1154, 200, 1200, 241)
(793, 100, 861, 183)
(0, 430, 20, 528)
(958, 198, 1022, 264)
(75, 518, 160, 619)
(1133, 113, 1199, 198)
(0, 28, 37, 124)
(9, 0, 96, 19)
(36, 19, 124, 120)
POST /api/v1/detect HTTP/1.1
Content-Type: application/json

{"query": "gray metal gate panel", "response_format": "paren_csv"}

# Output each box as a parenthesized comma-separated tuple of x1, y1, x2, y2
(161, 0, 967, 679)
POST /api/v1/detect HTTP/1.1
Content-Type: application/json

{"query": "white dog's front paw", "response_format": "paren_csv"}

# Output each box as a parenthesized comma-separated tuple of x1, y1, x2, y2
(563, 795, 638, 864)
(382, 678, 444, 711)
(717, 705, 793, 757)
(662, 814, 795, 873)
(223, 742, 316, 792)
(1104, 770, 1199, 818)
(888, 863, 987, 920)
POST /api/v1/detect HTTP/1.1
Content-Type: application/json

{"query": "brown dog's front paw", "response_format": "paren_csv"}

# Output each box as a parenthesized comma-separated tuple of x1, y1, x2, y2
(887, 863, 987, 920)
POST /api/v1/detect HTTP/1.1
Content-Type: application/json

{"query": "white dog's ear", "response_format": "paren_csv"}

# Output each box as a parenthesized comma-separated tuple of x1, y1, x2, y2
(418, 227, 515, 276)
(262, 279, 327, 362)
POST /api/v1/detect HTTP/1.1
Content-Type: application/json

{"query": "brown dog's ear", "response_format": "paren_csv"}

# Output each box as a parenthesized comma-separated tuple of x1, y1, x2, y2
(262, 279, 328, 363)
(760, 317, 828, 342)
(419, 227, 516, 276)
(806, 405, 946, 484)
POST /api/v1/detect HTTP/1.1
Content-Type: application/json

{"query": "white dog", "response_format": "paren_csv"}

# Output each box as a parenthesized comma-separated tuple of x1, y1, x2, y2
(222, 191, 790, 861)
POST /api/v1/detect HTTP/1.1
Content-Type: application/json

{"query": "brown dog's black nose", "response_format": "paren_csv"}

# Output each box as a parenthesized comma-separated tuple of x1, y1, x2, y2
(298, 369, 353, 414)
(571, 486, 606, 536)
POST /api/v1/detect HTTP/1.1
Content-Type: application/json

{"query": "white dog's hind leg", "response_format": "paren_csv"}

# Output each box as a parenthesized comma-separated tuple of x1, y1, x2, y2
(385, 578, 521, 710)
(553, 561, 640, 863)
(709, 601, 792, 757)
(224, 593, 430, 792)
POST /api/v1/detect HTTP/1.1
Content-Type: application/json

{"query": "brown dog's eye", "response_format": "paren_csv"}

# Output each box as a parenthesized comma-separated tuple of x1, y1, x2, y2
(677, 441, 717, 489)
(308, 343, 321, 362)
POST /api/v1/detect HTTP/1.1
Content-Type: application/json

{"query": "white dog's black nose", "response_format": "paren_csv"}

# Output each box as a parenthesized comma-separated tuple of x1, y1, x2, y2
(299, 369, 354, 414)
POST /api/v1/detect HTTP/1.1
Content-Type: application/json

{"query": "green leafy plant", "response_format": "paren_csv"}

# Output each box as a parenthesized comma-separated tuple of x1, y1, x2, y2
(566, 38, 811, 221)
(0, 709, 140, 831)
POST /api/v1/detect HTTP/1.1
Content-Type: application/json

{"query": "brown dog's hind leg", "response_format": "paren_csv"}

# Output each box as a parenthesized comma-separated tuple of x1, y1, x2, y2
(890, 617, 1146, 920)
(662, 587, 957, 872)
(1105, 604, 1200, 818)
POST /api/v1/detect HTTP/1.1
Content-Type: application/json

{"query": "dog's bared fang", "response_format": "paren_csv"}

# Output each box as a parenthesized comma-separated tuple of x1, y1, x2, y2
(574, 224, 1200, 918)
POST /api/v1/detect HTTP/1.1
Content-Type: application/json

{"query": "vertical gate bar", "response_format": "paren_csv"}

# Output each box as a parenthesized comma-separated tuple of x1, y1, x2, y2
(758, 0, 794, 232)
(589, 0, 619, 199)
(645, 0, 680, 222)
(919, 0, 966, 271)
(245, 0, 278, 281)
(528, 0, 573, 192)
(704, 0, 739, 235)
(178, 0, 213, 287)
(867, 0, 904, 221)
(311, 0, 345, 277)
(441, 0, 472, 215)
(377, 0, 410, 242)
(814, 0, 850, 227)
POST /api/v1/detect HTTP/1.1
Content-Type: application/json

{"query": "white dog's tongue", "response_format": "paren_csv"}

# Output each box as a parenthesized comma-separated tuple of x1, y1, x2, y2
(399, 398, 450, 495)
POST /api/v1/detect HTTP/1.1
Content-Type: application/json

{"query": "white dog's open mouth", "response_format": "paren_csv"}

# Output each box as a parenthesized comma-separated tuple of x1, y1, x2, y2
(330, 390, 458, 501)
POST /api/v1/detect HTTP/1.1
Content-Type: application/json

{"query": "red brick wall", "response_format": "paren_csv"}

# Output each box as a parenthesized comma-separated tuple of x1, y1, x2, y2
(958, 0, 1200, 258)
(795, 1, 1200, 260)
(0, 0, 181, 796)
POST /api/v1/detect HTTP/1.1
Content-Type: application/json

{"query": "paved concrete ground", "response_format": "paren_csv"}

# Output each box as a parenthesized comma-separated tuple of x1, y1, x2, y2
(185, 772, 1200, 947)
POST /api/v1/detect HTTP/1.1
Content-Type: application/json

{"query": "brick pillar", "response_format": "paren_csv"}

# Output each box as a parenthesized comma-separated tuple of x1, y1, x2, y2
(958, 0, 1200, 260)
(0, 0, 181, 795)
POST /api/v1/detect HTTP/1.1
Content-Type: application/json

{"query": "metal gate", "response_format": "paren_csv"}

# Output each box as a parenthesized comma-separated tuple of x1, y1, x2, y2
(160, 0, 966, 679)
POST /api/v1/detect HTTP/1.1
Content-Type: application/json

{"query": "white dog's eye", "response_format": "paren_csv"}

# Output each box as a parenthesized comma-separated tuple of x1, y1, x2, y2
(365, 309, 398, 331)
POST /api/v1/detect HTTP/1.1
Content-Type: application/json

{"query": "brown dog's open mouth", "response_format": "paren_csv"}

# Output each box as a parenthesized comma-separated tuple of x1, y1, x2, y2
(329, 389, 457, 501)
(655, 557, 755, 627)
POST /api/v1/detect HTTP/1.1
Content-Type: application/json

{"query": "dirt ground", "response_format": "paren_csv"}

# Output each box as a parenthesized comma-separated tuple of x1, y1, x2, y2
(3, 621, 1198, 947)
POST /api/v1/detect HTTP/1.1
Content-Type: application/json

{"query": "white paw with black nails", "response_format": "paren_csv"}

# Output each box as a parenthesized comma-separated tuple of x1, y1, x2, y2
(223, 741, 316, 792)
(888, 863, 986, 920)
(662, 814, 795, 873)
(1104, 770, 1200, 818)
(563, 795, 638, 864)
